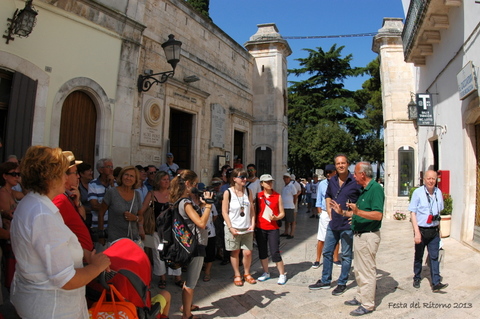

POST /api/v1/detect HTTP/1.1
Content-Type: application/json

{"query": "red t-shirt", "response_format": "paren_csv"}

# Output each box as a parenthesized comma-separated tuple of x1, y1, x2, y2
(53, 193, 94, 251)
(256, 190, 280, 230)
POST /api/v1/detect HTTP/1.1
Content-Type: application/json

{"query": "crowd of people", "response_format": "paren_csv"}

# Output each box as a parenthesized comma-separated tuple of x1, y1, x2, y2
(0, 147, 449, 318)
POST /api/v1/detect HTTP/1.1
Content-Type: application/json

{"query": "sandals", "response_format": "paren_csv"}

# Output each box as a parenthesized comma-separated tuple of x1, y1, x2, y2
(233, 275, 244, 287)
(158, 279, 167, 289)
(243, 274, 257, 284)
(203, 274, 211, 282)
(175, 280, 185, 288)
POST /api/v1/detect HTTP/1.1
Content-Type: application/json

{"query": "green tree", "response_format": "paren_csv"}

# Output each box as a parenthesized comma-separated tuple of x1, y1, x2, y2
(186, 0, 210, 19)
(287, 46, 383, 177)
(288, 44, 364, 177)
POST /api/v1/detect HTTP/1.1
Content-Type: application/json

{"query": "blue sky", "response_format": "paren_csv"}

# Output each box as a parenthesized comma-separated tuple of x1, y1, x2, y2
(209, 0, 405, 91)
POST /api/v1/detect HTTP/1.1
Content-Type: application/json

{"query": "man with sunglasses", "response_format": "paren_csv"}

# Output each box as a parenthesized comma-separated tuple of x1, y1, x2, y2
(144, 165, 158, 191)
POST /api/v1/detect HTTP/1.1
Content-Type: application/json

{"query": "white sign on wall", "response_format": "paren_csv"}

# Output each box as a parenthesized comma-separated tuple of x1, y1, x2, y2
(210, 103, 226, 148)
(457, 61, 477, 100)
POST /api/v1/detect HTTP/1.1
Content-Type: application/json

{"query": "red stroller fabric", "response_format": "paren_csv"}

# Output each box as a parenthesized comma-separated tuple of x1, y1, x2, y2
(102, 238, 151, 309)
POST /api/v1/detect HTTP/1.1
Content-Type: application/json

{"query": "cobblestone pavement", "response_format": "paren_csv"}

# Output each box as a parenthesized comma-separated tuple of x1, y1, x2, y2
(1, 203, 479, 318)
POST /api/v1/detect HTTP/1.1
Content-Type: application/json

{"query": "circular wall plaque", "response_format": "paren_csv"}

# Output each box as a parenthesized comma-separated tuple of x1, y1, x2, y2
(144, 99, 162, 127)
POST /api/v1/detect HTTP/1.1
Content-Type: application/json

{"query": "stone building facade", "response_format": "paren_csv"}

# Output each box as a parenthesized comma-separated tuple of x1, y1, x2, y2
(0, 0, 291, 187)
(374, 0, 480, 246)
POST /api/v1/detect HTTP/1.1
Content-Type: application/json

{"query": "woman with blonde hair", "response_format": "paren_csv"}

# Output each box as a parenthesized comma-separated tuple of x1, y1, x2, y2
(10, 146, 110, 319)
(222, 168, 256, 287)
(170, 170, 213, 319)
(98, 166, 143, 245)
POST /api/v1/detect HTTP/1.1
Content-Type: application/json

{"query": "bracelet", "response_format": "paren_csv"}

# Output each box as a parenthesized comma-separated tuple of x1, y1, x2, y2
(205, 205, 212, 209)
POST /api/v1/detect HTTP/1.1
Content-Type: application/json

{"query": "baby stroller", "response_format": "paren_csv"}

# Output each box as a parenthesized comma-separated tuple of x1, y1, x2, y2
(87, 238, 160, 319)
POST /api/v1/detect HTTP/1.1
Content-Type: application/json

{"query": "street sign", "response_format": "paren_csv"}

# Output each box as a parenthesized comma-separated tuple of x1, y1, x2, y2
(416, 93, 434, 126)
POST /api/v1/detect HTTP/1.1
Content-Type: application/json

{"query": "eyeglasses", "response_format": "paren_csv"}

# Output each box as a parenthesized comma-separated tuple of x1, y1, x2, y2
(148, 171, 157, 175)
(103, 165, 114, 169)
(236, 175, 247, 180)
(66, 171, 79, 175)
(5, 172, 21, 177)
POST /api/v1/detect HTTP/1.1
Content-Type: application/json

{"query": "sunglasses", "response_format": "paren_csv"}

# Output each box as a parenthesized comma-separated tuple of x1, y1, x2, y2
(247, 169, 256, 172)
(5, 172, 21, 177)
(236, 175, 247, 180)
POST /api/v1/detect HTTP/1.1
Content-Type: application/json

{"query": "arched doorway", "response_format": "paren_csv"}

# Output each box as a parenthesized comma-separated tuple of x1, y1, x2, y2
(59, 91, 97, 166)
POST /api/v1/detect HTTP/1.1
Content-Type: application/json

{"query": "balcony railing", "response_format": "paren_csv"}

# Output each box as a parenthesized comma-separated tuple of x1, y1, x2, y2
(402, 0, 429, 60)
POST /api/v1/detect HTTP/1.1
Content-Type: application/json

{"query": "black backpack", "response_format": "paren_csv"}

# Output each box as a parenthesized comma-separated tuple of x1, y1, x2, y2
(156, 198, 197, 269)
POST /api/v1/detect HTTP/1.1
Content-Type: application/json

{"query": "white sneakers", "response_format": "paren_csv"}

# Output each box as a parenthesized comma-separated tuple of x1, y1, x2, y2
(258, 272, 287, 285)
(277, 274, 287, 285)
(257, 272, 270, 281)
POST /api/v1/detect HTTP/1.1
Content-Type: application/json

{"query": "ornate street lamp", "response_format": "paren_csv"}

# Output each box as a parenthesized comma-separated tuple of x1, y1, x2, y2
(137, 34, 182, 92)
(3, 0, 38, 44)
(408, 92, 418, 121)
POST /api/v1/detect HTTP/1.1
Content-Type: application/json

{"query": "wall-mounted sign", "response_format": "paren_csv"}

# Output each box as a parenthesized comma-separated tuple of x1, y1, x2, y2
(457, 61, 477, 100)
(416, 93, 434, 126)
(210, 103, 226, 148)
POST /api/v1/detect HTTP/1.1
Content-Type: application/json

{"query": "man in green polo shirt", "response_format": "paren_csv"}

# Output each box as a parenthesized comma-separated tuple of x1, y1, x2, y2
(330, 162, 384, 316)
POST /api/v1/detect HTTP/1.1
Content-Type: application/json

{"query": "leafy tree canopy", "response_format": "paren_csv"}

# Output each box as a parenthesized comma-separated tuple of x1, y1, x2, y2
(287, 45, 383, 177)
(186, 0, 210, 19)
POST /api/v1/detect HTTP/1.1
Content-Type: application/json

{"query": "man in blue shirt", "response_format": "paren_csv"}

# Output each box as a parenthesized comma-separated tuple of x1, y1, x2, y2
(309, 154, 361, 296)
(311, 165, 340, 268)
(409, 170, 448, 292)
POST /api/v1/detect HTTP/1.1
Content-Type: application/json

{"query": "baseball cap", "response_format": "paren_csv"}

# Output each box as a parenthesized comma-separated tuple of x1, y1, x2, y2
(260, 174, 275, 182)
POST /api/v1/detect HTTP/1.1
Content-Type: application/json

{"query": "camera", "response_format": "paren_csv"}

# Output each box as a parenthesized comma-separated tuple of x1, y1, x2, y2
(191, 186, 216, 204)
(426, 214, 441, 224)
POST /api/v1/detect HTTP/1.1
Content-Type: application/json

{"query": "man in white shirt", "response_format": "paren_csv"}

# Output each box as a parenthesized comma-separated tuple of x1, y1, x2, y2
(281, 173, 299, 239)
(246, 164, 262, 200)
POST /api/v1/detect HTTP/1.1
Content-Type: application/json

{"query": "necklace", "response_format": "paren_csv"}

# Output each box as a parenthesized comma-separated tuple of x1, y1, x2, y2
(233, 187, 245, 217)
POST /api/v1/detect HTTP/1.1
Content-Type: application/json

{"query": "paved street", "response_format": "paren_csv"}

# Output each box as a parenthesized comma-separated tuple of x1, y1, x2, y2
(1, 204, 479, 318)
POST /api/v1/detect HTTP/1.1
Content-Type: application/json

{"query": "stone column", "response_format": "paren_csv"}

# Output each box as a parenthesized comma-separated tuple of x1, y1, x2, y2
(373, 18, 418, 216)
(245, 24, 292, 187)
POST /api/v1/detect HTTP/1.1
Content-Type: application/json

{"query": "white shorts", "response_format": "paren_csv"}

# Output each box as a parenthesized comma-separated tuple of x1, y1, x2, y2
(317, 211, 331, 241)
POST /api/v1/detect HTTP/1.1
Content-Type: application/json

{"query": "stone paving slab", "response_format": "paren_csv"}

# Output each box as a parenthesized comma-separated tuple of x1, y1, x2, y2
(160, 205, 480, 319)
(1, 204, 479, 318)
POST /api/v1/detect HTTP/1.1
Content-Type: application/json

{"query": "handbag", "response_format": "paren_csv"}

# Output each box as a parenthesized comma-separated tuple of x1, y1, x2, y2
(127, 192, 144, 249)
(143, 192, 156, 235)
(89, 284, 138, 319)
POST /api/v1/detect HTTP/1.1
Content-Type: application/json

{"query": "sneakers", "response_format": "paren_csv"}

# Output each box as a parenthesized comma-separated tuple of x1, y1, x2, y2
(332, 284, 347, 296)
(311, 261, 321, 269)
(257, 272, 270, 282)
(350, 306, 373, 316)
(308, 280, 331, 290)
(277, 274, 287, 285)
(432, 282, 448, 292)
(413, 279, 421, 288)
(286, 235, 294, 239)
(344, 298, 361, 306)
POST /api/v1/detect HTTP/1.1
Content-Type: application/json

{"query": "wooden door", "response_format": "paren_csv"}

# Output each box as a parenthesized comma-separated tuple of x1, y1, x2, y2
(59, 91, 97, 167)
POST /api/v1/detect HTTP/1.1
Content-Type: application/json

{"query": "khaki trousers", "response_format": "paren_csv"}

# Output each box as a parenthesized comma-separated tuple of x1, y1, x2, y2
(353, 231, 381, 311)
